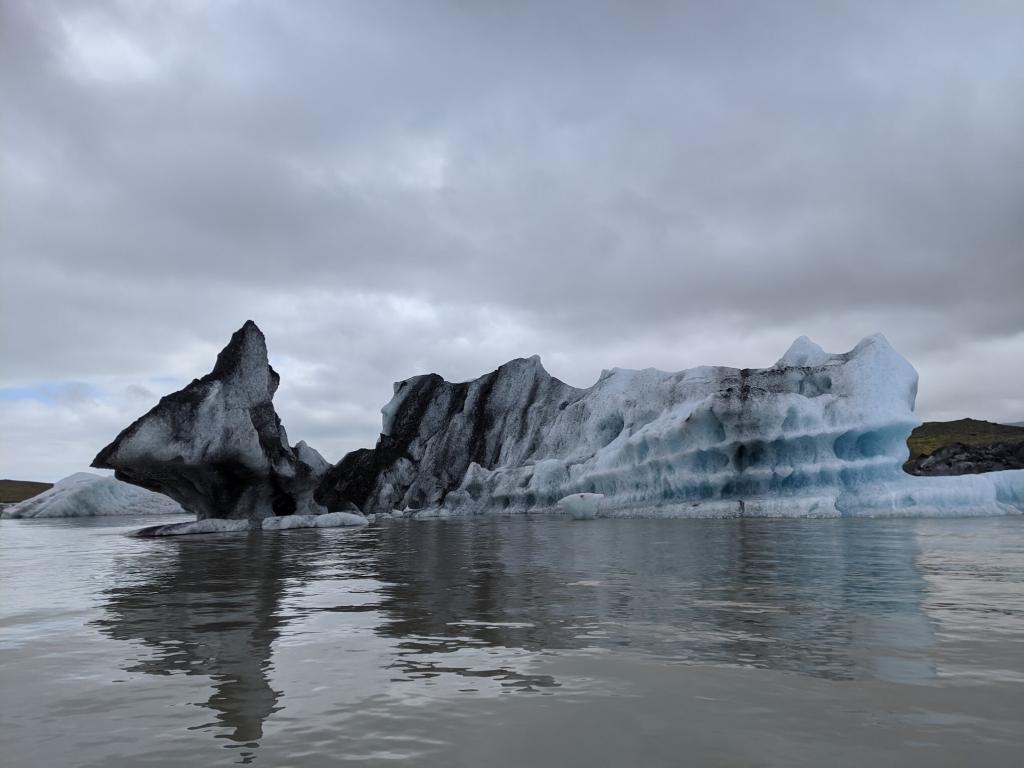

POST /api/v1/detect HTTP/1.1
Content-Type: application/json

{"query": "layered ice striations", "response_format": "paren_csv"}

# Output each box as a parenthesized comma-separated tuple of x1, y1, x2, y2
(317, 334, 1024, 518)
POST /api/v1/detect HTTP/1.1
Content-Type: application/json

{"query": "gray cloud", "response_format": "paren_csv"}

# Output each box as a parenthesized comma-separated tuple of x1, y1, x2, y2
(2, 0, 1022, 480)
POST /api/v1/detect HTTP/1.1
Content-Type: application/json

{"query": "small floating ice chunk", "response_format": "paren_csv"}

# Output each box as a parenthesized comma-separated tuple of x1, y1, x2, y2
(137, 518, 253, 536)
(261, 512, 368, 530)
(558, 492, 604, 520)
(409, 508, 451, 519)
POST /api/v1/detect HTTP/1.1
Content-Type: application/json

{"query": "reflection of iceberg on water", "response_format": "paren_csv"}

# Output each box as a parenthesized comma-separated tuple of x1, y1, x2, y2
(365, 519, 939, 683)
(94, 535, 295, 748)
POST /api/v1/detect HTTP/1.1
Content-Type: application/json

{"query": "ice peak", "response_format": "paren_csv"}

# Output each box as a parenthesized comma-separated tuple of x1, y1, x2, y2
(210, 320, 268, 378)
(198, 320, 281, 406)
(776, 336, 830, 368)
(849, 333, 893, 356)
(488, 355, 553, 384)
(294, 440, 330, 473)
(499, 354, 546, 371)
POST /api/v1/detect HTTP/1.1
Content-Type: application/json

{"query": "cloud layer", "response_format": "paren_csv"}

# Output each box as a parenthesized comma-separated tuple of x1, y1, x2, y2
(3, 0, 1022, 480)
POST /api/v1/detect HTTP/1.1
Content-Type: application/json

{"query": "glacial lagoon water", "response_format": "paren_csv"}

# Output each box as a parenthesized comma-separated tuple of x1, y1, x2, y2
(2, 514, 1023, 767)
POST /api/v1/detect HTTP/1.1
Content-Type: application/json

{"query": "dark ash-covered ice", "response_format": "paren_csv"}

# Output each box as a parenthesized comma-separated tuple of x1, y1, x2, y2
(92, 321, 330, 524)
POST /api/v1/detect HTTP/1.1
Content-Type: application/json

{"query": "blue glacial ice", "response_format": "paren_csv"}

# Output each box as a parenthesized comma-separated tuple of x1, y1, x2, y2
(321, 334, 1024, 519)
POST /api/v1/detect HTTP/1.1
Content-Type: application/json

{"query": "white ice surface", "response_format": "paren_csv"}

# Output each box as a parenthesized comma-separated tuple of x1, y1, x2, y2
(1, 473, 185, 519)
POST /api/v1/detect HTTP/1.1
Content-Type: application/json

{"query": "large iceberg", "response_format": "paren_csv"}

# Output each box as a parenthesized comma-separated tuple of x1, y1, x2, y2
(1, 473, 185, 519)
(92, 321, 332, 523)
(317, 334, 1024, 518)
(96, 322, 1024, 525)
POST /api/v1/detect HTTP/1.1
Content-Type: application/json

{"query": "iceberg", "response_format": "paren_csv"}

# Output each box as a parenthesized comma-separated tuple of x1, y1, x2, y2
(96, 322, 1024, 525)
(91, 321, 333, 524)
(317, 334, 1024, 518)
(1, 472, 185, 519)
(558, 493, 603, 520)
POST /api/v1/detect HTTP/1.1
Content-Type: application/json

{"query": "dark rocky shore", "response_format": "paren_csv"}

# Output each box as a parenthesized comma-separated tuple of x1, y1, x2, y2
(906, 441, 1024, 476)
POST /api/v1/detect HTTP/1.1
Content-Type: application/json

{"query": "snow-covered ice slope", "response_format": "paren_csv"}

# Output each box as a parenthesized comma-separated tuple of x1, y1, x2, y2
(1, 473, 185, 518)
(317, 335, 1024, 518)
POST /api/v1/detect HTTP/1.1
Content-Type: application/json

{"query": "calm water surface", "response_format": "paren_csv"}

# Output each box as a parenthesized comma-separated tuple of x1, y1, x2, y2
(2, 514, 1023, 766)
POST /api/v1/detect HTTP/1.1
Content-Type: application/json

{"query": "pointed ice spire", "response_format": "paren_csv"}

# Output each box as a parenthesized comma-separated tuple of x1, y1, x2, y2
(92, 320, 330, 522)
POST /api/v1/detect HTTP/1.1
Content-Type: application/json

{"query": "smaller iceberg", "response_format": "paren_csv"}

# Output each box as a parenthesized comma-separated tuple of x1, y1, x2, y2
(137, 511, 368, 536)
(1, 473, 186, 519)
(558, 493, 604, 520)
(261, 511, 367, 530)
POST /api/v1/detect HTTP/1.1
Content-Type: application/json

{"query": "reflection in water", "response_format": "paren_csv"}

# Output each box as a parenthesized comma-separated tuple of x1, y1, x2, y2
(95, 534, 308, 760)
(95, 518, 941, 758)
(365, 519, 935, 681)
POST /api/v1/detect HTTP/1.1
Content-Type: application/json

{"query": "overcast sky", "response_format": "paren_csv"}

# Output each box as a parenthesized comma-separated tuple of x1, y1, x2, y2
(2, 0, 1022, 482)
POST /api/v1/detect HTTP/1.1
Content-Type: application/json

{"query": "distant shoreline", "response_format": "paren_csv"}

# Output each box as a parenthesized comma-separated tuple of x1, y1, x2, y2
(0, 480, 54, 504)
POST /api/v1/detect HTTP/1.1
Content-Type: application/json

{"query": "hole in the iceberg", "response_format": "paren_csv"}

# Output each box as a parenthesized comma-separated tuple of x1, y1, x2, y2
(855, 425, 904, 459)
(833, 431, 858, 460)
(734, 442, 762, 472)
(271, 490, 296, 516)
